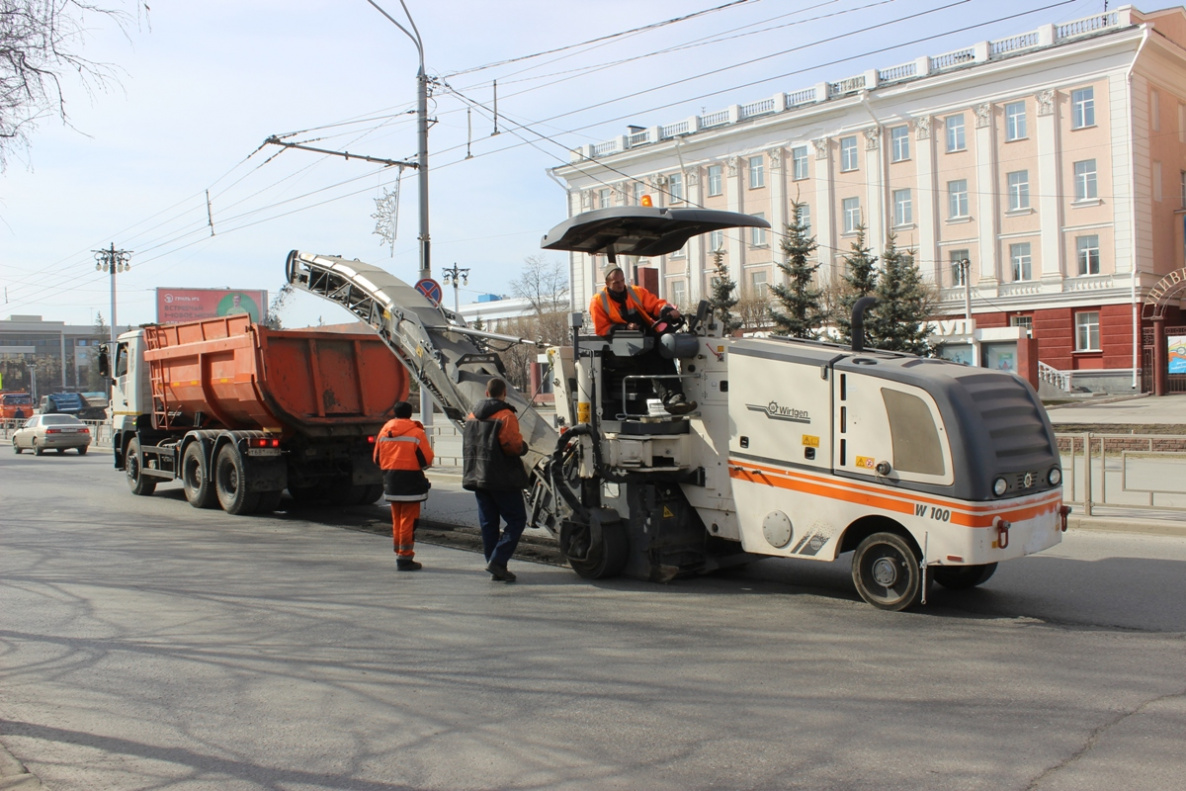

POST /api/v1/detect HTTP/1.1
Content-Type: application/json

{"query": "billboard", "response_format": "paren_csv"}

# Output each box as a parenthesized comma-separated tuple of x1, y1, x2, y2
(156, 288, 267, 324)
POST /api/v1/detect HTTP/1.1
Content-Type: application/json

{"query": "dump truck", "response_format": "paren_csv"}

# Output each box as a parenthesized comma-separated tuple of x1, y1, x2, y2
(0, 391, 34, 421)
(99, 315, 409, 515)
(284, 205, 1068, 611)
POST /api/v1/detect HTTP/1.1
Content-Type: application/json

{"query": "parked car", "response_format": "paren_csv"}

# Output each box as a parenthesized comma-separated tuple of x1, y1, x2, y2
(12, 414, 92, 455)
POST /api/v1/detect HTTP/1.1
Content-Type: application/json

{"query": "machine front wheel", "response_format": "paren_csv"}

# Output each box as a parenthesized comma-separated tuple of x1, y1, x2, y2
(933, 563, 997, 590)
(565, 518, 629, 580)
(852, 532, 924, 611)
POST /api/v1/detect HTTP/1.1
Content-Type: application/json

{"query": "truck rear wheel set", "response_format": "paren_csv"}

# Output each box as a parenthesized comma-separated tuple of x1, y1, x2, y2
(181, 444, 218, 509)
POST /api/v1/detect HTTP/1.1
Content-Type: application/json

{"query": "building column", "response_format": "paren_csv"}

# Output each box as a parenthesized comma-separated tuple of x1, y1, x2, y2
(813, 137, 836, 286)
(1036, 89, 1064, 281)
(726, 157, 745, 281)
(686, 167, 704, 303)
(863, 126, 884, 248)
(767, 147, 786, 268)
(974, 102, 1000, 285)
(914, 116, 938, 283)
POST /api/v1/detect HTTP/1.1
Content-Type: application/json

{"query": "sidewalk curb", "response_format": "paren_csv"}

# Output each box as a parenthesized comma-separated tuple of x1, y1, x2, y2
(0, 743, 40, 790)
(1067, 515, 1186, 539)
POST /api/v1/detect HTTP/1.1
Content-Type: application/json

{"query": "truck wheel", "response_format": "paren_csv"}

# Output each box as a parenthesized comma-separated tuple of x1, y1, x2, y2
(182, 444, 218, 509)
(933, 563, 997, 590)
(852, 532, 924, 611)
(565, 520, 629, 580)
(125, 438, 157, 496)
(214, 444, 259, 515)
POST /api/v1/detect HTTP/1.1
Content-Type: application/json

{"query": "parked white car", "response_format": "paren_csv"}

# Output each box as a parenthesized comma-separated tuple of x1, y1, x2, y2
(12, 414, 92, 456)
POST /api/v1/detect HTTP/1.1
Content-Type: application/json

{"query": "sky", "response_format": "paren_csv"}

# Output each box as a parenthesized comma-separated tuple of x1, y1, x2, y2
(0, 0, 1115, 330)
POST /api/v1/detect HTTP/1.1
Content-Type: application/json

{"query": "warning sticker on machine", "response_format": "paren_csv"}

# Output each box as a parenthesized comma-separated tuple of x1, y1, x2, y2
(854, 456, 876, 469)
(802, 435, 819, 447)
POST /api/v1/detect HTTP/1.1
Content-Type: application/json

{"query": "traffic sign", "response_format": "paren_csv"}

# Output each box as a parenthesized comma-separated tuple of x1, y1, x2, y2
(414, 278, 443, 306)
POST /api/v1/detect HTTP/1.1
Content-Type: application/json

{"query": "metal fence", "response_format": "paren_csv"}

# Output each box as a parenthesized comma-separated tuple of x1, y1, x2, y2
(1057, 432, 1186, 517)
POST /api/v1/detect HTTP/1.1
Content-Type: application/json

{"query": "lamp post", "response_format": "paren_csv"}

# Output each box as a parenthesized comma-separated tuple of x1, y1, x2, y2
(366, 0, 434, 424)
(959, 258, 978, 367)
(94, 244, 132, 347)
(441, 263, 470, 313)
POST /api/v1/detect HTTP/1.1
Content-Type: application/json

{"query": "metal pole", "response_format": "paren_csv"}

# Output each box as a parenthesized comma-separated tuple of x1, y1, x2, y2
(110, 244, 118, 347)
(417, 65, 430, 283)
(962, 259, 978, 367)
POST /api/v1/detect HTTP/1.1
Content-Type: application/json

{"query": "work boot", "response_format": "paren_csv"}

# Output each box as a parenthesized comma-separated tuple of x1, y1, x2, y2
(486, 563, 517, 582)
(397, 558, 422, 572)
(664, 393, 697, 415)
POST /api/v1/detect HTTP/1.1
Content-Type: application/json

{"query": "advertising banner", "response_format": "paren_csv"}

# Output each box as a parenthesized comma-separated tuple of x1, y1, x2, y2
(156, 288, 267, 324)
(1169, 335, 1186, 374)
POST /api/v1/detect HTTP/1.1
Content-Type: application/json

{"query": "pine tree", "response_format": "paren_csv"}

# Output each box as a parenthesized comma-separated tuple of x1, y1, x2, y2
(868, 233, 934, 355)
(708, 250, 742, 334)
(768, 201, 823, 338)
(834, 226, 879, 347)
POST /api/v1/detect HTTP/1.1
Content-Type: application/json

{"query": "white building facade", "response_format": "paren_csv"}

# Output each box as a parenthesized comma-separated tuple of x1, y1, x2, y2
(550, 5, 1186, 394)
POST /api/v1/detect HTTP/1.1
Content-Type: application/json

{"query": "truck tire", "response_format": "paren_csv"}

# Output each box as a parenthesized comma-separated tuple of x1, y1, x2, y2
(933, 563, 997, 590)
(182, 443, 218, 509)
(125, 438, 157, 496)
(214, 444, 260, 515)
(851, 531, 924, 611)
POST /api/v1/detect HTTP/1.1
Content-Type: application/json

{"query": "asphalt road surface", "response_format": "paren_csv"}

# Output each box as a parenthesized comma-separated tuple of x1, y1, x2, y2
(2, 452, 1184, 790)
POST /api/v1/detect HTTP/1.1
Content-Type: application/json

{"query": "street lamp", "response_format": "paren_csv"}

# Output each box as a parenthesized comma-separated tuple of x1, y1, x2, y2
(94, 244, 132, 347)
(441, 264, 470, 313)
(959, 258, 978, 367)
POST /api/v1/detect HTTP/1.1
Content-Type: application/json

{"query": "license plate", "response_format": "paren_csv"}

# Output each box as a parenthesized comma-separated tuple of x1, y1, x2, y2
(247, 448, 281, 457)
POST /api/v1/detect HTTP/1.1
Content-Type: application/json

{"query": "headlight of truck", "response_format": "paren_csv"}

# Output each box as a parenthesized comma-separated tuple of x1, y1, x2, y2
(1048, 467, 1062, 486)
(993, 477, 1008, 496)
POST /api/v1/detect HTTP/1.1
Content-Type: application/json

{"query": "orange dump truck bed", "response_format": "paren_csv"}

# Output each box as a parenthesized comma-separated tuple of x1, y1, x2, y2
(143, 315, 408, 436)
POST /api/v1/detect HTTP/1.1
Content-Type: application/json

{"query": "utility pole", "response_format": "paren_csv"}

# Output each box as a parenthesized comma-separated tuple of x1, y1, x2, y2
(94, 244, 132, 347)
(441, 264, 470, 313)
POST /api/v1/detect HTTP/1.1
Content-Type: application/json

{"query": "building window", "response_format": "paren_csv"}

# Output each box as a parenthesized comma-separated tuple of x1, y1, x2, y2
(946, 114, 966, 152)
(1077, 235, 1100, 275)
(1181, 171, 1186, 208)
(1072, 87, 1095, 129)
(1074, 160, 1098, 200)
(750, 213, 767, 247)
(632, 181, 645, 205)
(709, 230, 724, 252)
(891, 126, 910, 162)
(949, 250, 970, 287)
(1075, 311, 1100, 351)
(840, 136, 858, 171)
(599, 188, 611, 209)
(843, 197, 861, 233)
(798, 203, 811, 234)
(948, 179, 969, 218)
(1007, 170, 1030, 210)
(707, 165, 723, 197)
(1005, 101, 1027, 141)
(751, 270, 769, 299)
(893, 188, 912, 226)
(748, 156, 765, 189)
(670, 279, 687, 306)
(1010, 315, 1033, 332)
(792, 146, 809, 180)
(669, 172, 684, 203)
(1010, 242, 1033, 281)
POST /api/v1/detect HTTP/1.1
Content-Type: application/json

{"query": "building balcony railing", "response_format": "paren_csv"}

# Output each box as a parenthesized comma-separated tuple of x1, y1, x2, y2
(569, 7, 1133, 163)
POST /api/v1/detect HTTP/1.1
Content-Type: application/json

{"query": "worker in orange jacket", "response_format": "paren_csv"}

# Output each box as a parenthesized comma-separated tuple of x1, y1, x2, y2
(588, 263, 695, 414)
(373, 400, 434, 571)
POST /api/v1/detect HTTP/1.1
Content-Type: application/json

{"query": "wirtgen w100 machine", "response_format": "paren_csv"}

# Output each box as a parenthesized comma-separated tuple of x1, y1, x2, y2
(286, 206, 1068, 610)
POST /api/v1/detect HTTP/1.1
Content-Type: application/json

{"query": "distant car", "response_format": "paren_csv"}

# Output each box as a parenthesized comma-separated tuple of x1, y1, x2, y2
(12, 414, 92, 456)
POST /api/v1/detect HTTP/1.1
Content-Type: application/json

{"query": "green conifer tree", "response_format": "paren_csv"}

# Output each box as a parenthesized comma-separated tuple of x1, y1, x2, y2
(868, 233, 934, 355)
(834, 226, 879, 346)
(768, 201, 823, 338)
(707, 250, 742, 334)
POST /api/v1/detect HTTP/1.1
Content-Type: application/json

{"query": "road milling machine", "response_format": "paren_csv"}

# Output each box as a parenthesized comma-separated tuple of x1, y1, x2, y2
(286, 206, 1069, 610)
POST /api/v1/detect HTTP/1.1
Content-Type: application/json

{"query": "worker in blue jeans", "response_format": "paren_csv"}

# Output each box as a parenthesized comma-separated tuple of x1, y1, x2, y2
(462, 378, 530, 582)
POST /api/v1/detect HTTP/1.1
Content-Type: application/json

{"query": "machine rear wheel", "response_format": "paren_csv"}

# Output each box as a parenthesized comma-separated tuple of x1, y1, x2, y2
(182, 443, 218, 509)
(565, 519, 629, 580)
(852, 532, 924, 611)
(214, 444, 259, 515)
(125, 438, 157, 495)
(933, 563, 997, 590)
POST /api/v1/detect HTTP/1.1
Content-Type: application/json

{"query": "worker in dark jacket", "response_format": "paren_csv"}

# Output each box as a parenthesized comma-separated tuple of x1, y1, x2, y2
(373, 400, 434, 571)
(462, 378, 529, 582)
